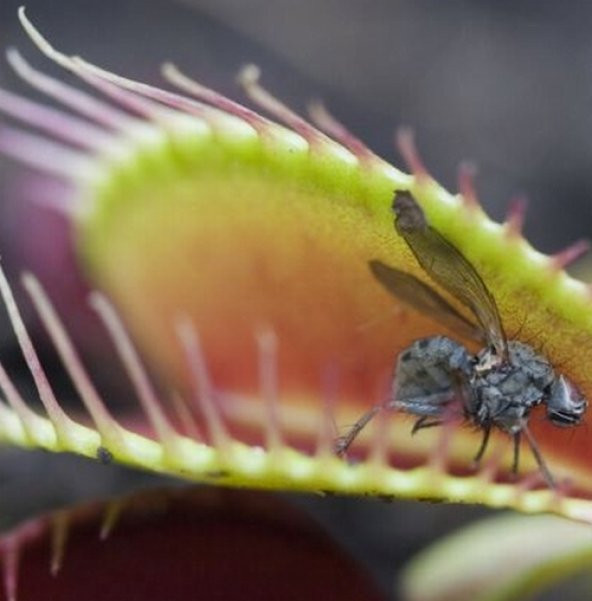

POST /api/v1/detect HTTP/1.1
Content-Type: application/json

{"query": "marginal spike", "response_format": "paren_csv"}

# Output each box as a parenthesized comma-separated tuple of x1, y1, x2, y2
(0, 87, 113, 151)
(19, 10, 255, 140)
(0, 263, 79, 442)
(170, 390, 203, 442)
(17, 8, 170, 123)
(50, 511, 69, 576)
(175, 316, 230, 452)
(88, 292, 180, 454)
(395, 127, 429, 180)
(0, 359, 46, 442)
(0, 125, 96, 181)
(513, 471, 546, 496)
(2, 537, 19, 601)
(70, 67, 170, 122)
(6, 48, 131, 131)
(256, 326, 282, 452)
(368, 407, 390, 467)
(16, 177, 80, 217)
(237, 64, 330, 147)
(307, 99, 375, 162)
(427, 407, 461, 474)
(316, 366, 339, 459)
(504, 194, 528, 238)
(19, 7, 77, 71)
(316, 399, 337, 460)
(457, 160, 479, 209)
(100, 499, 125, 541)
(73, 57, 214, 123)
(367, 373, 391, 466)
(21, 273, 125, 451)
(162, 62, 268, 131)
(550, 239, 590, 270)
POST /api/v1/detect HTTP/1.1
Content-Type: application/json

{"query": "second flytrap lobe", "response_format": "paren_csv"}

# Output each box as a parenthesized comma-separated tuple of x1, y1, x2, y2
(336, 190, 587, 488)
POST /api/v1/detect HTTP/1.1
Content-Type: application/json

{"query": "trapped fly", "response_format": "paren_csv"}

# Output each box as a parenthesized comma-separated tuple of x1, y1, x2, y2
(336, 191, 587, 488)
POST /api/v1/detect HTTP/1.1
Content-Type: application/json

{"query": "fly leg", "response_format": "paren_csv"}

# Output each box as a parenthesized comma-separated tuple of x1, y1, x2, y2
(335, 405, 382, 457)
(472, 424, 491, 467)
(512, 432, 521, 475)
(335, 389, 460, 458)
(522, 425, 556, 489)
(411, 416, 443, 434)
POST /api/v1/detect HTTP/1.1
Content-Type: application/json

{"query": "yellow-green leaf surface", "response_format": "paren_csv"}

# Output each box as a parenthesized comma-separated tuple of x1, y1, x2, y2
(399, 513, 592, 601)
(1, 9, 592, 522)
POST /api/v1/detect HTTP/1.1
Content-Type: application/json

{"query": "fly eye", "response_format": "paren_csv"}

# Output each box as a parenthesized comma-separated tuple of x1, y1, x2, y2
(546, 376, 587, 427)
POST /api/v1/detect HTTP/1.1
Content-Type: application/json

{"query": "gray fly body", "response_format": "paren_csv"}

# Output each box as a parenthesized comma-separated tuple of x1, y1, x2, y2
(336, 191, 587, 487)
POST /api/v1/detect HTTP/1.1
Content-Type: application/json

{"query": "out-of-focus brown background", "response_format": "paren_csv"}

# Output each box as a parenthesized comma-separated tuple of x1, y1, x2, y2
(1, 1, 592, 598)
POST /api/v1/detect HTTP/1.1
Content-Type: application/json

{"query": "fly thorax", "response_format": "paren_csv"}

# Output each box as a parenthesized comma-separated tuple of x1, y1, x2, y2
(470, 340, 555, 432)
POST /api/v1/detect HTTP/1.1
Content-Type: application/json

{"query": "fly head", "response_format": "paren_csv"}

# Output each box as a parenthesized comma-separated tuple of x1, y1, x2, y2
(546, 375, 587, 427)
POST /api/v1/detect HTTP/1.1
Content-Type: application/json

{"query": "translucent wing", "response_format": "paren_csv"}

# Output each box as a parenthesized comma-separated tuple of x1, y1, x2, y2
(392, 191, 508, 358)
(369, 260, 483, 342)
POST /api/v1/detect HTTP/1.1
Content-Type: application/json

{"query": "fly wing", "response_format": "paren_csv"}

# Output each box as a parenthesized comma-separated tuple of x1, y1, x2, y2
(369, 260, 483, 343)
(392, 191, 508, 358)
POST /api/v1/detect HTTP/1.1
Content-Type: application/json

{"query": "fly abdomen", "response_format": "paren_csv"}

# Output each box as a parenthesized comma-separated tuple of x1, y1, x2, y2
(391, 336, 473, 415)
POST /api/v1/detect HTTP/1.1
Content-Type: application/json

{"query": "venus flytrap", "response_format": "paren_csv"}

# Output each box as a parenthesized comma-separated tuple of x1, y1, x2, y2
(0, 7, 590, 530)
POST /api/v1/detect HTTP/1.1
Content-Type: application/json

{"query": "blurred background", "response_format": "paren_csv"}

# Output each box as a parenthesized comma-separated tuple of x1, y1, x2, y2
(1, 1, 592, 598)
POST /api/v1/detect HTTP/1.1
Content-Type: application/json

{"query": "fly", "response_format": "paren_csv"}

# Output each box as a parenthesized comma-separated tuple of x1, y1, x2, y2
(336, 191, 587, 488)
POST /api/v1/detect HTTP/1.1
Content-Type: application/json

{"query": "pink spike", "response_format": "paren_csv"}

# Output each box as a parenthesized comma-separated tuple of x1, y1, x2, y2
(88, 292, 179, 447)
(21, 273, 124, 448)
(551, 477, 571, 505)
(2, 537, 19, 601)
(162, 62, 269, 132)
(368, 372, 392, 465)
(316, 365, 339, 458)
(256, 326, 283, 452)
(457, 160, 479, 209)
(73, 57, 214, 123)
(0, 359, 45, 440)
(7, 49, 131, 131)
(50, 511, 69, 576)
(0, 87, 113, 151)
(175, 316, 230, 451)
(17, 177, 78, 217)
(368, 407, 390, 467)
(237, 65, 330, 147)
(16, 10, 182, 125)
(100, 499, 125, 541)
(24, 185, 80, 218)
(513, 471, 546, 495)
(316, 399, 338, 459)
(0, 264, 75, 436)
(307, 100, 375, 162)
(551, 239, 590, 270)
(170, 390, 203, 442)
(0, 125, 95, 181)
(48, 57, 166, 123)
(395, 127, 429, 180)
(505, 194, 528, 238)
(70, 67, 170, 121)
(428, 404, 462, 474)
